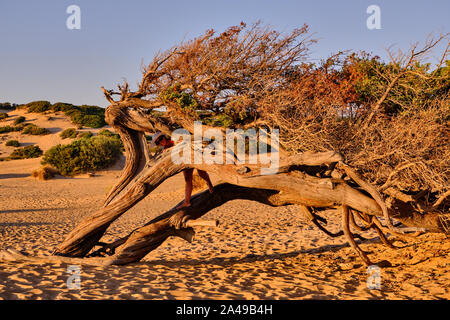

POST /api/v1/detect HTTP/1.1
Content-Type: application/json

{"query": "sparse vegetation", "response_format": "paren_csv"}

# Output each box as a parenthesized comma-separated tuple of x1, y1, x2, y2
(51, 102, 75, 113)
(9, 145, 43, 159)
(98, 129, 119, 139)
(98, 129, 123, 149)
(13, 116, 26, 125)
(60, 128, 78, 139)
(31, 166, 59, 180)
(0, 112, 8, 120)
(77, 131, 93, 139)
(0, 125, 23, 134)
(65, 105, 106, 128)
(5, 140, 20, 147)
(0, 102, 18, 110)
(25, 101, 52, 113)
(22, 124, 51, 135)
(42, 135, 122, 176)
(17, 101, 106, 128)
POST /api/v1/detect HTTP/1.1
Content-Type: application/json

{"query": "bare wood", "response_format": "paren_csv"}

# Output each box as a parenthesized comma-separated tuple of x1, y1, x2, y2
(0, 248, 114, 267)
(433, 190, 450, 208)
(341, 205, 372, 266)
(185, 220, 219, 228)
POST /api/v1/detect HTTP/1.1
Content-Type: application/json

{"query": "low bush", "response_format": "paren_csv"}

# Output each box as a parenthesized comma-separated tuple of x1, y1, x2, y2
(9, 145, 43, 159)
(9, 101, 107, 129)
(0, 125, 22, 134)
(98, 129, 123, 149)
(60, 128, 78, 139)
(0, 112, 8, 120)
(51, 102, 75, 112)
(77, 131, 93, 139)
(42, 135, 122, 176)
(26, 101, 52, 113)
(31, 166, 59, 180)
(0, 102, 17, 110)
(0, 126, 13, 134)
(5, 140, 20, 147)
(13, 116, 26, 125)
(98, 129, 119, 139)
(22, 124, 51, 135)
(65, 105, 106, 128)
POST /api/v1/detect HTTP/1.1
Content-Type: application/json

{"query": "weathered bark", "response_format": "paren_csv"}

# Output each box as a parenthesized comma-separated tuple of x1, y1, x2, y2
(44, 102, 449, 265)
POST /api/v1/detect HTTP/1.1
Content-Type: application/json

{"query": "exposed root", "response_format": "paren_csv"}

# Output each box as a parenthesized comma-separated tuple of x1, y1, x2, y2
(341, 205, 372, 266)
(355, 211, 398, 249)
(349, 209, 374, 232)
(372, 218, 424, 240)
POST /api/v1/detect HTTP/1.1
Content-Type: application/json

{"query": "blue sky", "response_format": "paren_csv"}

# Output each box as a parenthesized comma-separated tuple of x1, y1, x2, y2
(0, 0, 448, 107)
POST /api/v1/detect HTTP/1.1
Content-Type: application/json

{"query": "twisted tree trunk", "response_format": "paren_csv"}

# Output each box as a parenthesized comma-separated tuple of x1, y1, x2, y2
(46, 103, 448, 266)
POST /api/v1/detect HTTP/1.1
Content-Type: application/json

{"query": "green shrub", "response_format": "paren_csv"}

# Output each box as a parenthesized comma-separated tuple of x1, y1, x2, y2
(78, 131, 93, 139)
(69, 112, 105, 128)
(98, 129, 123, 149)
(9, 101, 107, 128)
(60, 128, 78, 139)
(22, 124, 51, 135)
(10, 145, 43, 159)
(0, 125, 22, 134)
(98, 129, 119, 138)
(12, 124, 26, 131)
(5, 140, 20, 147)
(26, 101, 52, 113)
(160, 84, 199, 114)
(51, 102, 75, 112)
(14, 116, 26, 125)
(65, 105, 106, 128)
(0, 126, 12, 133)
(0, 112, 8, 120)
(42, 136, 122, 176)
(204, 113, 234, 127)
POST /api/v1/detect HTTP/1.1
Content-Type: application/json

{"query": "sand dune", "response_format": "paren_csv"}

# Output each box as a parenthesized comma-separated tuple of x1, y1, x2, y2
(0, 108, 109, 158)
(0, 109, 449, 300)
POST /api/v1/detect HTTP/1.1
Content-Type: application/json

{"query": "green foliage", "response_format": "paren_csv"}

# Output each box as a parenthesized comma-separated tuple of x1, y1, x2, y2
(10, 145, 43, 159)
(60, 128, 78, 139)
(0, 102, 17, 110)
(343, 53, 450, 116)
(22, 124, 51, 135)
(98, 129, 119, 138)
(42, 135, 122, 176)
(160, 84, 199, 114)
(0, 126, 13, 134)
(17, 101, 106, 129)
(14, 116, 26, 125)
(204, 113, 234, 127)
(5, 140, 20, 147)
(78, 131, 93, 139)
(26, 101, 52, 113)
(12, 123, 26, 131)
(98, 129, 123, 149)
(0, 112, 8, 120)
(65, 105, 106, 128)
(51, 102, 75, 112)
(0, 125, 23, 134)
